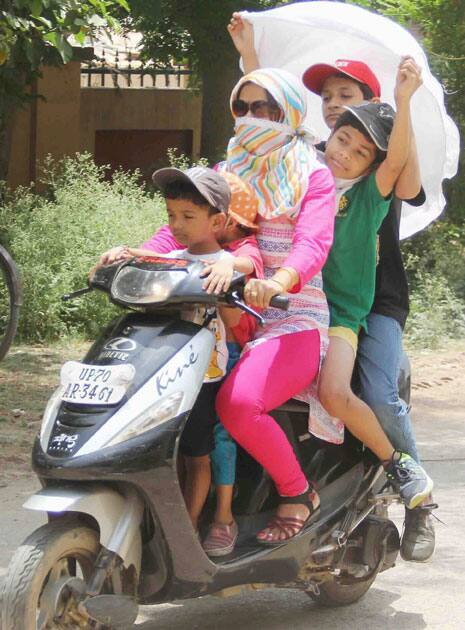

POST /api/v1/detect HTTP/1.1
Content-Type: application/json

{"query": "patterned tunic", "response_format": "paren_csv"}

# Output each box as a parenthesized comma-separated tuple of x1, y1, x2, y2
(244, 215, 345, 444)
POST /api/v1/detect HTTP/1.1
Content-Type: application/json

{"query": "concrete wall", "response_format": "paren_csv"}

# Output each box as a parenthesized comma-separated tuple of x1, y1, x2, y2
(7, 61, 202, 189)
(79, 87, 202, 158)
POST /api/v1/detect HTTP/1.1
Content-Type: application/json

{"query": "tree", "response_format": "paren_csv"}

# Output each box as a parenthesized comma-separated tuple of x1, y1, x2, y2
(128, 1, 284, 162)
(0, 0, 129, 183)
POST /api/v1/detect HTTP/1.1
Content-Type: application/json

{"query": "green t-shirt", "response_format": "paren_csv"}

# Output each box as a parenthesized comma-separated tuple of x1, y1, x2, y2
(323, 171, 392, 333)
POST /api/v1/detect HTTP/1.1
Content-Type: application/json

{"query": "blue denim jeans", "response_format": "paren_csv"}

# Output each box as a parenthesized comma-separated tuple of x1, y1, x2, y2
(210, 342, 241, 486)
(356, 313, 420, 463)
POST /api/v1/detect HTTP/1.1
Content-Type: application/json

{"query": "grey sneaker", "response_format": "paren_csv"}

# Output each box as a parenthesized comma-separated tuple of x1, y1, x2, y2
(385, 452, 434, 509)
(401, 503, 437, 562)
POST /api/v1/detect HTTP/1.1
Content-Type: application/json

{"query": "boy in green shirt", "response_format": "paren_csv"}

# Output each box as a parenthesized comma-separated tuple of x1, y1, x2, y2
(317, 71, 433, 510)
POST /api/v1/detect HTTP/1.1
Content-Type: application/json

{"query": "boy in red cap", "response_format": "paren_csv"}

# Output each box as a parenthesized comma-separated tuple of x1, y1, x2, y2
(229, 13, 435, 562)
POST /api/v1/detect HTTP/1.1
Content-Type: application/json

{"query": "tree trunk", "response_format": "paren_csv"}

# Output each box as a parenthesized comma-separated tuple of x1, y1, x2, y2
(0, 102, 15, 186)
(198, 53, 241, 164)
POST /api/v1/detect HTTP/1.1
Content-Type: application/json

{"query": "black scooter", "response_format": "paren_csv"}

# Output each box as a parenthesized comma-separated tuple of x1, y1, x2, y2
(1, 256, 401, 630)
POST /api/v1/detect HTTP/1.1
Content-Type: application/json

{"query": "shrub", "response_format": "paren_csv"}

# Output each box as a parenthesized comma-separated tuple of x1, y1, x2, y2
(402, 221, 465, 348)
(404, 264, 465, 349)
(0, 153, 166, 342)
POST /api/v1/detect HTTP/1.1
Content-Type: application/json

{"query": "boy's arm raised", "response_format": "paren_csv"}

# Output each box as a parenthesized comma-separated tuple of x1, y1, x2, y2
(393, 58, 422, 200)
(375, 61, 422, 198)
(228, 13, 259, 74)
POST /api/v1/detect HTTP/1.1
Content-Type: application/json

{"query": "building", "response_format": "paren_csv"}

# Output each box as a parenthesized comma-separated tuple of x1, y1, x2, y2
(8, 32, 202, 188)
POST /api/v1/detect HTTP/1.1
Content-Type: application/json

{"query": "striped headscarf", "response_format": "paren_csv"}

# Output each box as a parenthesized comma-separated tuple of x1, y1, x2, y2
(224, 68, 320, 220)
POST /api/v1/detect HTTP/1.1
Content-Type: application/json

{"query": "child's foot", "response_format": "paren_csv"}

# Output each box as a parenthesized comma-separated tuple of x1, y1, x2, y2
(385, 452, 434, 509)
(202, 520, 238, 557)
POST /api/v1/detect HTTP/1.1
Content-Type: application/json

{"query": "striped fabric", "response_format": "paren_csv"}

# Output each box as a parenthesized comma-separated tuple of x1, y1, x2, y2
(226, 68, 320, 220)
(244, 216, 345, 445)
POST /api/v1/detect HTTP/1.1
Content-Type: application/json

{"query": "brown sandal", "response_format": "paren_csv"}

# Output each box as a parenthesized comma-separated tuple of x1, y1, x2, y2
(256, 487, 320, 546)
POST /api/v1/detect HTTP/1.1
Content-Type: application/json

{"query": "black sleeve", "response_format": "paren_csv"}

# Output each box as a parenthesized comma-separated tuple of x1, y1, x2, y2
(403, 186, 426, 207)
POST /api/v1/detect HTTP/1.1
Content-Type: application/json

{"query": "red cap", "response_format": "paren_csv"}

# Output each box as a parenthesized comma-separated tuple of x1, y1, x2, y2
(302, 59, 381, 98)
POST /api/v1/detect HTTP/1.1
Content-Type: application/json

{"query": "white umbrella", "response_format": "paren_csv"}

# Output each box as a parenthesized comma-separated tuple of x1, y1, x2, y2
(241, 1, 460, 239)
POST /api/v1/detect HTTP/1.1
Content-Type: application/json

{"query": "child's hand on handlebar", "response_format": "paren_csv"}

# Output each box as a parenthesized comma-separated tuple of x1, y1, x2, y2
(244, 278, 282, 309)
(99, 246, 131, 266)
(201, 258, 235, 295)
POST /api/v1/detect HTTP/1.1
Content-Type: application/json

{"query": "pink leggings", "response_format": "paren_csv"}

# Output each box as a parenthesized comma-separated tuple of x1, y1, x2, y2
(216, 329, 320, 497)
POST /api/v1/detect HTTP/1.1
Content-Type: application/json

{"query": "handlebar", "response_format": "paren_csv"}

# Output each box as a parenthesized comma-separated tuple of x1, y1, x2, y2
(269, 294, 290, 310)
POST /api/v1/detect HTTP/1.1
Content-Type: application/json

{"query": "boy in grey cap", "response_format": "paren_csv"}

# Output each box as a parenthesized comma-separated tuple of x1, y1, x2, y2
(318, 64, 434, 513)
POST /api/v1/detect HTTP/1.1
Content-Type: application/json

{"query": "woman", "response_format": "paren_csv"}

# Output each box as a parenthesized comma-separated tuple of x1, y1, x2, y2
(215, 68, 339, 545)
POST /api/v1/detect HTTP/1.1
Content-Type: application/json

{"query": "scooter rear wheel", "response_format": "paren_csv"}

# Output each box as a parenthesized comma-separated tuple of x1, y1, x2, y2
(1, 518, 105, 630)
(307, 574, 377, 607)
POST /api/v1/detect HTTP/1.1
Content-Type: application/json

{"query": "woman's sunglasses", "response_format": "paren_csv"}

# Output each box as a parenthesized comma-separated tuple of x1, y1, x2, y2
(232, 98, 277, 118)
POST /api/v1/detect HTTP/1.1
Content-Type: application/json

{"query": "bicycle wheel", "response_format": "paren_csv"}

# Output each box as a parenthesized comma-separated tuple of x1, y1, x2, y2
(0, 244, 22, 361)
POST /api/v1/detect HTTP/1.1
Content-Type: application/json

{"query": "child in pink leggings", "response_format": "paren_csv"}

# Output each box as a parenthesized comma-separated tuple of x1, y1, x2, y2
(216, 330, 321, 497)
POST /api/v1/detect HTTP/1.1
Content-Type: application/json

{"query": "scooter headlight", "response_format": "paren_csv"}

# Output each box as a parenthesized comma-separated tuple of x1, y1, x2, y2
(104, 391, 184, 447)
(111, 267, 185, 305)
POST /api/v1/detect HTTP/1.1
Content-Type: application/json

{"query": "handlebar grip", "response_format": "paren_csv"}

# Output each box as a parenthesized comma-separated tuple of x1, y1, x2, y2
(270, 295, 290, 310)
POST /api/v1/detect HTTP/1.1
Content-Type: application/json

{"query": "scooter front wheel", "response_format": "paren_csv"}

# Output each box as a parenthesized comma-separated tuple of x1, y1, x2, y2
(1, 518, 106, 630)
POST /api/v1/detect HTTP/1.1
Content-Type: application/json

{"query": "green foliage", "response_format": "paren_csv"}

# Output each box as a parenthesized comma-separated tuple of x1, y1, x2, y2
(404, 269, 465, 349)
(402, 222, 465, 348)
(0, 0, 129, 65)
(0, 153, 166, 342)
(128, 0, 283, 68)
(166, 147, 209, 170)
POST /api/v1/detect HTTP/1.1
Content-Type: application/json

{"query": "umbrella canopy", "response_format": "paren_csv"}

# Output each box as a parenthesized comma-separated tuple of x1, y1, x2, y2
(241, 1, 460, 239)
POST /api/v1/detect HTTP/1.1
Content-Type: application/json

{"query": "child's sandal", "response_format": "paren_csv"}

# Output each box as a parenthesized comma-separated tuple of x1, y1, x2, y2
(256, 486, 320, 546)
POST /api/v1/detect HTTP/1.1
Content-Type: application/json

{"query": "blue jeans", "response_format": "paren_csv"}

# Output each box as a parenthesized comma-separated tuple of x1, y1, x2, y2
(356, 313, 420, 463)
(210, 342, 241, 486)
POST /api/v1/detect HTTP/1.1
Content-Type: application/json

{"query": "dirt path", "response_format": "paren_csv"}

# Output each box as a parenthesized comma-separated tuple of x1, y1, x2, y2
(0, 341, 89, 484)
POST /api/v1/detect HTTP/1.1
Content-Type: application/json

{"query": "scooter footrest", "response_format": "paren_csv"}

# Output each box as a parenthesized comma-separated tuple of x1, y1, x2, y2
(82, 594, 138, 629)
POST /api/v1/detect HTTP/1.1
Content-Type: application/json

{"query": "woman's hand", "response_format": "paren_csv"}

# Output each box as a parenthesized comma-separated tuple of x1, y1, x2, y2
(201, 259, 235, 295)
(244, 278, 282, 309)
(227, 12, 255, 58)
(99, 246, 131, 266)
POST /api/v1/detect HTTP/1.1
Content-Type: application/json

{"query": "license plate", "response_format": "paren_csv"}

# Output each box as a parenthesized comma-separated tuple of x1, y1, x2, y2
(60, 361, 136, 406)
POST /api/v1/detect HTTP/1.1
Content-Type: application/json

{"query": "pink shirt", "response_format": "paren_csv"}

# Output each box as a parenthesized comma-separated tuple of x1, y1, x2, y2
(141, 230, 264, 279)
(282, 168, 335, 293)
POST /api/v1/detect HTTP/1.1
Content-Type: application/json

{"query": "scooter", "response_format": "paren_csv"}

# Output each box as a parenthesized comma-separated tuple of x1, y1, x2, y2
(1, 256, 402, 630)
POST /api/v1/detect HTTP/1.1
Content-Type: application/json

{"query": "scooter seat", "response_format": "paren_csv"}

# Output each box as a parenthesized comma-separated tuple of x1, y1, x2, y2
(275, 398, 309, 413)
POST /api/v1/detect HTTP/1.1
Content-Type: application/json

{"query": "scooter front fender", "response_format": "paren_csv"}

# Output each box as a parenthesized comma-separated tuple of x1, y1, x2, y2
(23, 483, 143, 571)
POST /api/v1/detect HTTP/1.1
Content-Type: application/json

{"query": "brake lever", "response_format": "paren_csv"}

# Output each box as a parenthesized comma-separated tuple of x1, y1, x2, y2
(227, 290, 265, 327)
(62, 286, 94, 302)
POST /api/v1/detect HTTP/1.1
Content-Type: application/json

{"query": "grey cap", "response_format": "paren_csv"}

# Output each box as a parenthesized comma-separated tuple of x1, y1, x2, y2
(152, 166, 231, 213)
(342, 102, 395, 151)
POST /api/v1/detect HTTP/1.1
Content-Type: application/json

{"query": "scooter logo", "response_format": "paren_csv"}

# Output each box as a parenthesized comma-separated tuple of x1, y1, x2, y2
(104, 338, 137, 352)
(100, 337, 137, 361)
